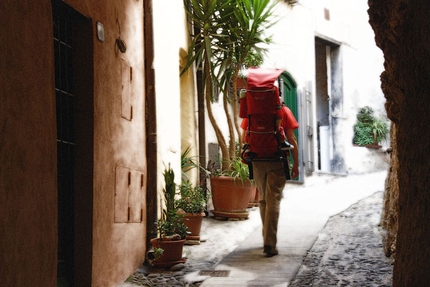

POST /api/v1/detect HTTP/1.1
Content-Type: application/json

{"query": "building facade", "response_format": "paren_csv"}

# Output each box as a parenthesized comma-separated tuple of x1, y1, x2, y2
(0, 0, 388, 286)
(205, 0, 388, 180)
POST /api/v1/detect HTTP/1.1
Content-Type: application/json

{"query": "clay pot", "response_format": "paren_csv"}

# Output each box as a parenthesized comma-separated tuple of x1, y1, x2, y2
(149, 238, 186, 267)
(182, 212, 205, 241)
(210, 176, 255, 219)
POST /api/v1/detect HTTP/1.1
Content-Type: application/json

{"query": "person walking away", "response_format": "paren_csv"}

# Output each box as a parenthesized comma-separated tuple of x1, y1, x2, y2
(241, 103, 299, 257)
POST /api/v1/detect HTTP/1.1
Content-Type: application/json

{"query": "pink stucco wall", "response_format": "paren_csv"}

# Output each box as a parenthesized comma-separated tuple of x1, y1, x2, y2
(0, 0, 148, 286)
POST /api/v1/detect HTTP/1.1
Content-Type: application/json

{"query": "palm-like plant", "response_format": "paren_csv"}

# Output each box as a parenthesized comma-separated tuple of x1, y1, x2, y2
(353, 106, 390, 146)
(182, 0, 278, 171)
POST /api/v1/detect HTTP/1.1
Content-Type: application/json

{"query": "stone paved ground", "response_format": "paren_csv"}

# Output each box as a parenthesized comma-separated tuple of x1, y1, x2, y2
(290, 190, 393, 287)
(120, 188, 393, 287)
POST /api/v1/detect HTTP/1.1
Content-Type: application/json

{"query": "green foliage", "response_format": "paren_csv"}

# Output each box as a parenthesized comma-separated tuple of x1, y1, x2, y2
(356, 106, 374, 124)
(182, 0, 276, 89)
(207, 143, 252, 183)
(353, 106, 389, 146)
(220, 157, 252, 184)
(176, 181, 207, 214)
(182, 0, 278, 170)
(353, 122, 374, 146)
(181, 146, 208, 182)
(371, 117, 390, 143)
(153, 247, 164, 260)
(156, 165, 188, 239)
(178, 147, 209, 214)
(163, 165, 176, 216)
(243, 50, 264, 68)
(156, 210, 187, 240)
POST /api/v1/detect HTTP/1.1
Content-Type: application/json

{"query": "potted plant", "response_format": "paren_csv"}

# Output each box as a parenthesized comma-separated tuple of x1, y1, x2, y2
(182, 0, 278, 171)
(149, 165, 188, 268)
(176, 181, 207, 243)
(353, 106, 390, 148)
(176, 146, 210, 243)
(181, 0, 279, 219)
(209, 156, 256, 219)
(371, 118, 390, 144)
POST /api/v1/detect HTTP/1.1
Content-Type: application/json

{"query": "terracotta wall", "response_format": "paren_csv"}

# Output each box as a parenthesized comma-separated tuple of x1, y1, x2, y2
(69, 1, 147, 285)
(0, 0, 147, 286)
(0, 1, 57, 286)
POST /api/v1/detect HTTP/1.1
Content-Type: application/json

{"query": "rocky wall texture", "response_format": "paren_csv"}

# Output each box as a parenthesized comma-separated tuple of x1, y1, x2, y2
(381, 123, 398, 258)
(368, 0, 430, 286)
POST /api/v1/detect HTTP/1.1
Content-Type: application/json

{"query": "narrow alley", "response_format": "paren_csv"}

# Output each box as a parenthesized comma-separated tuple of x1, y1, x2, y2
(120, 171, 393, 286)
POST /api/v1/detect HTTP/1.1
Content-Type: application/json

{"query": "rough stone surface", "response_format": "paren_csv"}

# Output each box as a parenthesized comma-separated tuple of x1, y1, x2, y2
(290, 191, 393, 287)
(368, 0, 430, 285)
(381, 125, 398, 258)
(120, 191, 393, 287)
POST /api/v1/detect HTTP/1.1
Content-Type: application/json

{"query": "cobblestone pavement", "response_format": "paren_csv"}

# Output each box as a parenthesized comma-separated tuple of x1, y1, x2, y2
(119, 177, 393, 287)
(120, 245, 224, 287)
(290, 191, 393, 287)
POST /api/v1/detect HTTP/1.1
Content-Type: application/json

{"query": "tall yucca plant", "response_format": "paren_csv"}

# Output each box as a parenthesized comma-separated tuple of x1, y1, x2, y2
(182, 0, 277, 171)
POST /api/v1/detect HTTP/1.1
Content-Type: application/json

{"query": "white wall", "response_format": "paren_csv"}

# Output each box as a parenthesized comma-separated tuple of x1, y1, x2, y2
(152, 1, 195, 194)
(269, 0, 387, 175)
(206, 0, 388, 175)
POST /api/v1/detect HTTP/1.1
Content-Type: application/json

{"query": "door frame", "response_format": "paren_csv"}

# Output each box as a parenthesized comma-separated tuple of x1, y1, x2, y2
(53, 1, 94, 285)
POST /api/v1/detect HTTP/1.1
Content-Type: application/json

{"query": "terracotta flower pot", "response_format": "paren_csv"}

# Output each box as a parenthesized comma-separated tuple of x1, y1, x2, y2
(150, 238, 186, 267)
(182, 212, 205, 241)
(210, 176, 255, 219)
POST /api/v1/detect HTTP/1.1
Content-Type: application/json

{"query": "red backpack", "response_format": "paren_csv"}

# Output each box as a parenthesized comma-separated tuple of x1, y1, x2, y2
(239, 68, 291, 179)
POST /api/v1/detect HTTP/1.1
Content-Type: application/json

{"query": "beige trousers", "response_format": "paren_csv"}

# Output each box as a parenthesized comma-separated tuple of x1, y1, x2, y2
(252, 161, 286, 248)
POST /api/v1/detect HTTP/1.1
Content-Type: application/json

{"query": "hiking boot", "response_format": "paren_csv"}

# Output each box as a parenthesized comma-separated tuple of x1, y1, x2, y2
(263, 245, 279, 257)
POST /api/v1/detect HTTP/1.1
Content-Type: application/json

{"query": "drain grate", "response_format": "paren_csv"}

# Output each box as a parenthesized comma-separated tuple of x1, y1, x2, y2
(199, 270, 231, 277)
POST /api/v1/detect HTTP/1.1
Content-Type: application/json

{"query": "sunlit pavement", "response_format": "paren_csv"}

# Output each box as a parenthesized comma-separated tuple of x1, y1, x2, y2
(119, 171, 391, 286)
(197, 170, 389, 286)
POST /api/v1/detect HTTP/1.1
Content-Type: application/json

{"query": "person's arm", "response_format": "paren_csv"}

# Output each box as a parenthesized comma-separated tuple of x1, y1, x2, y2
(240, 118, 248, 143)
(285, 128, 299, 179)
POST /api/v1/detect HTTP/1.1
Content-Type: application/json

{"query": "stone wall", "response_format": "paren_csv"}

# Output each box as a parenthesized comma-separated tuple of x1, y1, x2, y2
(381, 123, 398, 258)
(368, 0, 430, 286)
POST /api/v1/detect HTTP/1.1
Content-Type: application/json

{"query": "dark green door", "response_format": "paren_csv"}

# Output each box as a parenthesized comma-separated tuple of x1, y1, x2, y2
(279, 72, 301, 181)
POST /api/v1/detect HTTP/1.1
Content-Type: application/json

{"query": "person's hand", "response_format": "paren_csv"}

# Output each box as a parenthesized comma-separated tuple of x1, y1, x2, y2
(291, 164, 299, 179)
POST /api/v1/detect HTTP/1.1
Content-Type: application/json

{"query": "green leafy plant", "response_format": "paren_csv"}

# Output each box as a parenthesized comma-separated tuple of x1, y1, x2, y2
(207, 142, 252, 184)
(156, 165, 188, 240)
(221, 157, 251, 184)
(353, 122, 374, 146)
(182, 0, 277, 171)
(353, 106, 389, 146)
(356, 106, 374, 124)
(181, 146, 208, 182)
(176, 181, 207, 214)
(179, 146, 209, 214)
(371, 117, 390, 143)
(153, 247, 164, 260)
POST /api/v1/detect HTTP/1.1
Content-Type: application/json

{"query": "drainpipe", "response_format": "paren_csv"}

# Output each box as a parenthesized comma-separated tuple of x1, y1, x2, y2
(144, 0, 157, 250)
(196, 72, 208, 213)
